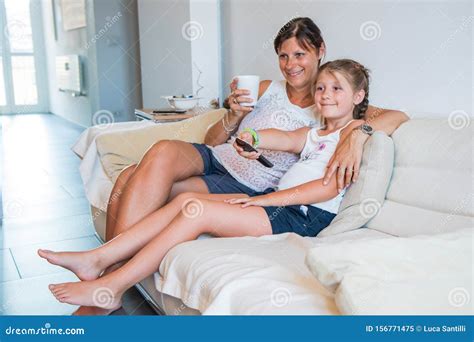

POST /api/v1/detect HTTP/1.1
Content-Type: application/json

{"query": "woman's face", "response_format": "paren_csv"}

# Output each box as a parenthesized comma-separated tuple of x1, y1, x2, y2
(278, 37, 321, 91)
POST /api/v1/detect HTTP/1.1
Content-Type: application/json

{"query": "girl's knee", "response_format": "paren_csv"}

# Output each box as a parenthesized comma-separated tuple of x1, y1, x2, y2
(173, 192, 203, 207)
(179, 197, 212, 221)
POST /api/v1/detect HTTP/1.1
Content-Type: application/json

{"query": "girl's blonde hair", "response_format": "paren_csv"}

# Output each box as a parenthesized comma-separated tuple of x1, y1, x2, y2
(317, 59, 370, 119)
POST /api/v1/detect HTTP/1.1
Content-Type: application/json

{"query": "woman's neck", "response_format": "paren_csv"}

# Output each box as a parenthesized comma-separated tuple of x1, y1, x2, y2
(285, 83, 314, 108)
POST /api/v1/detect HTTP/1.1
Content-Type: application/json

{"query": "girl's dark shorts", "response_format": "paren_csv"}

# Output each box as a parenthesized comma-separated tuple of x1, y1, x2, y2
(192, 143, 336, 237)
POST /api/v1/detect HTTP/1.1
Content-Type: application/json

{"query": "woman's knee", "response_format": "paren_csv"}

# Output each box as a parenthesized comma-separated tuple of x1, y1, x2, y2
(145, 140, 176, 161)
(117, 164, 136, 185)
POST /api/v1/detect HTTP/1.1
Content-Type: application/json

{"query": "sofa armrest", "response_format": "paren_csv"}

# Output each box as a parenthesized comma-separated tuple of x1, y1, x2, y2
(96, 109, 226, 182)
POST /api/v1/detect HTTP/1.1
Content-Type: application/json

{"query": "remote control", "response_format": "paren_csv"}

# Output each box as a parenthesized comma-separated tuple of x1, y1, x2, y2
(235, 138, 274, 168)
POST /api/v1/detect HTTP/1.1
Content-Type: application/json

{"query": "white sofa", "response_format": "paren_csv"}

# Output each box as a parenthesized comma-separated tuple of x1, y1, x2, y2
(73, 110, 473, 315)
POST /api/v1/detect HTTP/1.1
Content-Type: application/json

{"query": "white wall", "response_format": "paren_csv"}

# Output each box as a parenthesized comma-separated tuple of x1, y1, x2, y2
(41, 0, 94, 126)
(137, 0, 193, 108)
(91, 0, 142, 122)
(42, 0, 142, 127)
(221, 0, 473, 118)
(137, 0, 222, 108)
(190, 0, 222, 107)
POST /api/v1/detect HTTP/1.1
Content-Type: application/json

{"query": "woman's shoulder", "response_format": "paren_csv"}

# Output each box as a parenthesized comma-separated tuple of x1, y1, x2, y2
(258, 79, 291, 100)
(258, 80, 272, 97)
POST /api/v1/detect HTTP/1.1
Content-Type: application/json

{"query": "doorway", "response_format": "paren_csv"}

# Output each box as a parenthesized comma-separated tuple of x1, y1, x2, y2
(0, 0, 48, 114)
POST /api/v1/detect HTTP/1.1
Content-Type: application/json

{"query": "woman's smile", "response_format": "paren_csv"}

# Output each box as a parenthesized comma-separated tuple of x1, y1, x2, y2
(286, 69, 304, 78)
(278, 37, 319, 89)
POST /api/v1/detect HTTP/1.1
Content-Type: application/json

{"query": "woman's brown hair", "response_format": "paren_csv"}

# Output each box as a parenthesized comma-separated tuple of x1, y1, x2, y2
(274, 17, 325, 59)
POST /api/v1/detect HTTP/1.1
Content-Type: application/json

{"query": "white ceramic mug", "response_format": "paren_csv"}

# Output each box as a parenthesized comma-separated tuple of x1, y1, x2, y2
(236, 75, 260, 106)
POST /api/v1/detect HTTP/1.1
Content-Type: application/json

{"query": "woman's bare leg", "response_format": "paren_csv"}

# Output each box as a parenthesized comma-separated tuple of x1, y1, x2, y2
(111, 140, 205, 237)
(48, 199, 271, 310)
(167, 176, 210, 202)
(105, 164, 137, 241)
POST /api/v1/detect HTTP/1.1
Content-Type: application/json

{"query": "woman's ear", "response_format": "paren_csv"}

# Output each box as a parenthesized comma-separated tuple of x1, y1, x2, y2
(318, 43, 326, 62)
(353, 89, 366, 105)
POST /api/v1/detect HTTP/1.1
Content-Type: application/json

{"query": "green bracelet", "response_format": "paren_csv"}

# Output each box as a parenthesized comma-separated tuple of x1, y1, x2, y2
(243, 128, 260, 148)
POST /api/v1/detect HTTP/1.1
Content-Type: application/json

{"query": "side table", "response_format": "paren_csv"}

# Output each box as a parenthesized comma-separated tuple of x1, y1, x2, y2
(135, 108, 212, 123)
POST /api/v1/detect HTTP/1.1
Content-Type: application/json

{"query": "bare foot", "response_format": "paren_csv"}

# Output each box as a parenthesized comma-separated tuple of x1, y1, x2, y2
(49, 280, 123, 311)
(38, 249, 102, 281)
(72, 305, 119, 316)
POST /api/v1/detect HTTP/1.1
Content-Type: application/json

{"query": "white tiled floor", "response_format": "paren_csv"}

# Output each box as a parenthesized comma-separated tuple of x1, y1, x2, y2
(0, 113, 155, 315)
(60, 183, 87, 198)
(0, 249, 20, 282)
(11, 236, 101, 279)
(0, 273, 82, 315)
(0, 214, 96, 248)
(2, 197, 91, 221)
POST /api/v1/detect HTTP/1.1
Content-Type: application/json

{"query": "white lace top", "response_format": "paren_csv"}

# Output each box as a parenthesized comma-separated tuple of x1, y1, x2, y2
(211, 80, 319, 192)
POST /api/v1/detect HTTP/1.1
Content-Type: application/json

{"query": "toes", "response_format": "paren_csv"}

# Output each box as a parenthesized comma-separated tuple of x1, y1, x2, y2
(49, 283, 67, 293)
(49, 283, 61, 290)
(52, 290, 69, 303)
(38, 249, 52, 258)
(55, 288, 68, 297)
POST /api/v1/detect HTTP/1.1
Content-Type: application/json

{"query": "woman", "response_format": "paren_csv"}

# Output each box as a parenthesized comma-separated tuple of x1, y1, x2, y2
(73, 18, 407, 315)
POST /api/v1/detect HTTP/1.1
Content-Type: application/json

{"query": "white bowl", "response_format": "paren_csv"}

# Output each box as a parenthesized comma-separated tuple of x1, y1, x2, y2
(163, 96, 200, 111)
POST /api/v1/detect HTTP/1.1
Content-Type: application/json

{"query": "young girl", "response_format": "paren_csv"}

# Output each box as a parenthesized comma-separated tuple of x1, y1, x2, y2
(37, 59, 370, 314)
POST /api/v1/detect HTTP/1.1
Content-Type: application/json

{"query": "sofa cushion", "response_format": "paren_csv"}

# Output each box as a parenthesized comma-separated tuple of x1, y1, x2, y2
(318, 131, 394, 237)
(366, 119, 473, 236)
(155, 233, 340, 315)
(154, 229, 387, 315)
(305, 228, 472, 315)
(96, 109, 226, 182)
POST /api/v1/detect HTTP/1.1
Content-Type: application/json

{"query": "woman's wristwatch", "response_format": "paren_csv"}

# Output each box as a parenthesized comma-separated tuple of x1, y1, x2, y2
(357, 123, 374, 136)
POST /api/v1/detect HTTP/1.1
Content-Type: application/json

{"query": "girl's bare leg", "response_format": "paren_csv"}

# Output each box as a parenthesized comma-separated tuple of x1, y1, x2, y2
(78, 175, 223, 316)
(38, 192, 249, 281)
(108, 175, 210, 241)
(47, 199, 272, 311)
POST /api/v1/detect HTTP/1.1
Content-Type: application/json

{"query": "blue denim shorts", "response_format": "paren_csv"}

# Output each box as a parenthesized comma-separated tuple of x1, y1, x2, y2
(192, 143, 336, 237)
(192, 143, 264, 196)
(263, 202, 336, 237)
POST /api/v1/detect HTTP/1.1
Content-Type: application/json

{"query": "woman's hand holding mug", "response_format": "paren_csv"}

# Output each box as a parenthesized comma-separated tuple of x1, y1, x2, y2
(228, 76, 260, 118)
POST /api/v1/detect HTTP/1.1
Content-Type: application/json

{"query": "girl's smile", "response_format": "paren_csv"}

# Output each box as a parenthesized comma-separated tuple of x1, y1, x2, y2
(314, 70, 364, 121)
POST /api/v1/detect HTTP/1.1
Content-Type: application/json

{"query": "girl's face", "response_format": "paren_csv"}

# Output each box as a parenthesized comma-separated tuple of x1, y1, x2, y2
(314, 70, 365, 120)
(278, 37, 323, 91)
